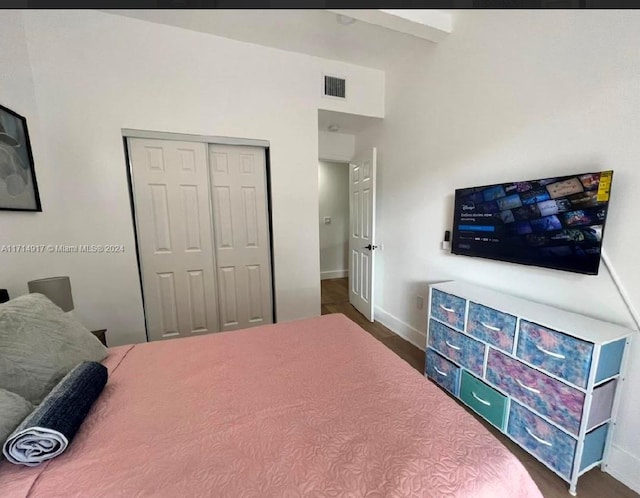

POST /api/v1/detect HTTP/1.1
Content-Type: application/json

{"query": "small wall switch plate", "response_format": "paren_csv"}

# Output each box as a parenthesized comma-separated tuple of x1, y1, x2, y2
(441, 241, 451, 251)
(416, 295, 424, 310)
(323, 216, 331, 225)
(379, 243, 384, 250)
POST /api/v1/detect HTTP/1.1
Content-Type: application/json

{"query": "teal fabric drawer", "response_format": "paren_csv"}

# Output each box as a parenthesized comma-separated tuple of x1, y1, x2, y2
(467, 302, 517, 353)
(430, 289, 466, 331)
(595, 339, 626, 383)
(580, 424, 608, 471)
(425, 348, 461, 396)
(460, 371, 508, 430)
(517, 320, 594, 389)
(428, 320, 485, 377)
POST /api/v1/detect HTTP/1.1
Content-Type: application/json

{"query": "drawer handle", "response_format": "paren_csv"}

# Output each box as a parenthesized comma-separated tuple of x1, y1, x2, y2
(516, 378, 540, 394)
(535, 345, 566, 360)
(525, 427, 553, 447)
(471, 391, 491, 406)
(434, 367, 448, 377)
(480, 321, 501, 332)
(445, 340, 461, 351)
(439, 304, 456, 313)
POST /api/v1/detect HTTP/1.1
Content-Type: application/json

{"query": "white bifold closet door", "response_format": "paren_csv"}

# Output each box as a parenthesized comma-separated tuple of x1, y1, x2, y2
(130, 138, 274, 341)
(208, 144, 273, 332)
(128, 138, 220, 342)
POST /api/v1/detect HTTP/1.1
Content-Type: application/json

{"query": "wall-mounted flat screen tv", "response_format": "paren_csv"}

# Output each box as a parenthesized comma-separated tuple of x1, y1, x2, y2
(451, 171, 613, 275)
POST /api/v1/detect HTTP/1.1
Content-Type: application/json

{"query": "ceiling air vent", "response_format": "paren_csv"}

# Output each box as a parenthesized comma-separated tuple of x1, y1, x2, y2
(324, 75, 346, 98)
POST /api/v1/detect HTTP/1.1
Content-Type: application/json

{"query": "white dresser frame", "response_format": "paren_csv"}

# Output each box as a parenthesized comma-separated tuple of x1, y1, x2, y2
(426, 280, 632, 496)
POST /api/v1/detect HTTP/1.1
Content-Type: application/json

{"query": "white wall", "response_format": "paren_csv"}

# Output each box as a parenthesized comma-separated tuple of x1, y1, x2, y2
(318, 69, 384, 118)
(0, 10, 384, 346)
(357, 10, 640, 491)
(0, 11, 47, 291)
(318, 160, 349, 279)
(318, 130, 355, 162)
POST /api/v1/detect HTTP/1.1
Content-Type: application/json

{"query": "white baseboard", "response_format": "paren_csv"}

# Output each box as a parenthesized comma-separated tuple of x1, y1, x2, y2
(374, 306, 426, 351)
(603, 444, 640, 493)
(321, 270, 348, 280)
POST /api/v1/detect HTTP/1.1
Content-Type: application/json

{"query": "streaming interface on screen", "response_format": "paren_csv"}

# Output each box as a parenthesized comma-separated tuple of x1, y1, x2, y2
(452, 171, 613, 275)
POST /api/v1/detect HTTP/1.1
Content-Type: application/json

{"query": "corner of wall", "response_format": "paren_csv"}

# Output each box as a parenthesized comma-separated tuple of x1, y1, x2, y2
(603, 444, 640, 493)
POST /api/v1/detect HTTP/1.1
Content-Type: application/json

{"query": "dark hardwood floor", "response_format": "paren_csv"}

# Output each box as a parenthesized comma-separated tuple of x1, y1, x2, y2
(321, 278, 424, 372)
(320, 277, 638, 498)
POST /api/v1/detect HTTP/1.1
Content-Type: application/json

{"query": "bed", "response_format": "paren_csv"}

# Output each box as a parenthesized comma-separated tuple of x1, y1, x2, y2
(1, 313, 542, 497)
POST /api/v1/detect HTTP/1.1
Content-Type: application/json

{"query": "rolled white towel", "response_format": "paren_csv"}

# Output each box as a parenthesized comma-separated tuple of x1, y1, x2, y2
(4, 427, 68, 466)
(3, 361, 107, 466)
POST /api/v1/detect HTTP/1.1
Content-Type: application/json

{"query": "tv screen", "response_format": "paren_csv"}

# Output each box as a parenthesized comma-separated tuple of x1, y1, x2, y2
(451, 171, 613, 275)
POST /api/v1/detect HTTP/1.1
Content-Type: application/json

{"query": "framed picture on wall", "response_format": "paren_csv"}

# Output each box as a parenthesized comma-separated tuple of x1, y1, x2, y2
(0, 104, 41, 211)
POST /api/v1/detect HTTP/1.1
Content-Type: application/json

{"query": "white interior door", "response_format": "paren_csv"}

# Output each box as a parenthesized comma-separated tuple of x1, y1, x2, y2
(209, 144, 273, 331)
(128, 138, 220, 341)
(349, 147, 377, 321)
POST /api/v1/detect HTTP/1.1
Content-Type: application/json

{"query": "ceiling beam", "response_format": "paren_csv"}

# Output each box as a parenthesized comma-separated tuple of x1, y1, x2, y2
(328, 9, 452, 44)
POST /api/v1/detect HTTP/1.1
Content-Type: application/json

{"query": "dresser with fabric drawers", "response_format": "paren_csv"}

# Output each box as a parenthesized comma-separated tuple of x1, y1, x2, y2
(424, 280, 631, 496)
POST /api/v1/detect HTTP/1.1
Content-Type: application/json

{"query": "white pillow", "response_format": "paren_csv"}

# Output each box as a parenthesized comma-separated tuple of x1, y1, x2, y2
(0, 293, 107, 404)
(0, 389, 34, 456)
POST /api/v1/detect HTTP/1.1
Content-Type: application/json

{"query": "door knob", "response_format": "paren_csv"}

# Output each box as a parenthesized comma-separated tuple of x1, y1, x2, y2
(364, 244, 378, 250)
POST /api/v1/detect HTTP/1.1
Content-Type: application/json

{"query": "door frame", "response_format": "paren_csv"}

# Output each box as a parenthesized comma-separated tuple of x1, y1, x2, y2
(316, 151, 377, 321)
(122, 129, 277, 341)
(122, 129, 269, 149)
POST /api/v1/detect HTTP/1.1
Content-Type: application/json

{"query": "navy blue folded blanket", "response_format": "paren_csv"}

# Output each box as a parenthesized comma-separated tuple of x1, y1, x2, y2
(3, 361, 108, 466)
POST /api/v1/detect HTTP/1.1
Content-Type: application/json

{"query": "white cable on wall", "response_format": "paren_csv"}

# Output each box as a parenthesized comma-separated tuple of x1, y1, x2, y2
(602, 249, 640, 332)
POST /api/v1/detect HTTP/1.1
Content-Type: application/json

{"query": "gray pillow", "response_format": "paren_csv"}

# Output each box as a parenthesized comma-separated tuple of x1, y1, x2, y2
(0, 389, 34, 455)
(0, 293, 107, 404)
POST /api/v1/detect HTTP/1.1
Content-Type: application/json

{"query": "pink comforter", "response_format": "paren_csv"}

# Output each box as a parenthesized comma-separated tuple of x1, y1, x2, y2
(0, 314, 542, 497)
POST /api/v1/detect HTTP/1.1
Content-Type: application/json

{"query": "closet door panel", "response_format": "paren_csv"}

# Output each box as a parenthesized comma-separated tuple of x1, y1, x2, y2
(209, 144, 273, 331)
(129, 138, 220, 341)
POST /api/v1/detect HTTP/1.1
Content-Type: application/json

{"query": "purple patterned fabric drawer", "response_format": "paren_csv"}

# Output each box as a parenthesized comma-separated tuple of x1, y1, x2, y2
(487, 349, 585, 435)
(425, 348, 461, 396)
(517, 320, 593, 389)
(508, 401, 577, 479)
(428, 320, 485, 377)
(467, 302, 517, 353)
(430, 289, 466, 331)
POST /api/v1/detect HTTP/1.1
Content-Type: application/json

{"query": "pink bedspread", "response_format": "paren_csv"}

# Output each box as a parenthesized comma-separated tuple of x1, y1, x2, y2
(0, 314, 542, 497)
